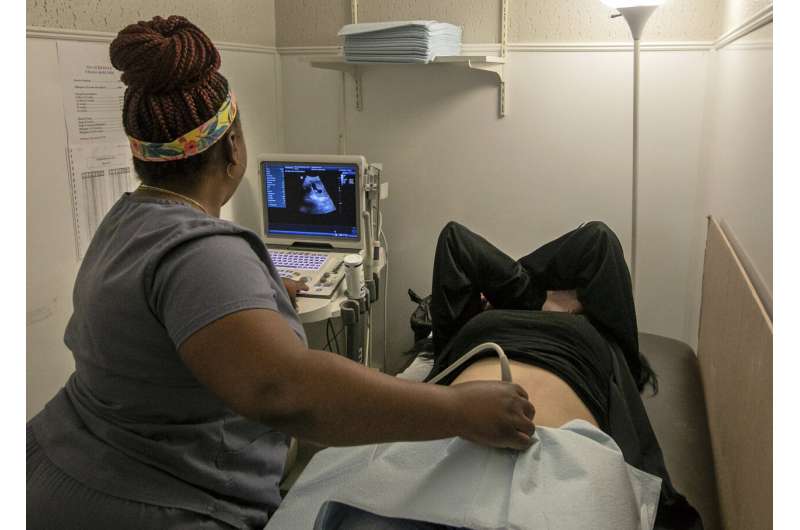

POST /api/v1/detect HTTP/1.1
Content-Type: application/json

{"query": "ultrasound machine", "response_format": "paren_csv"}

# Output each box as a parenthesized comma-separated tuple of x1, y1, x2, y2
(259, 154, 369, 299)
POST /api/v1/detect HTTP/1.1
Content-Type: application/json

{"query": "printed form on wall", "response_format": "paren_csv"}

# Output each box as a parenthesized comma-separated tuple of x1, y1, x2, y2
(57, 40, 135, 259)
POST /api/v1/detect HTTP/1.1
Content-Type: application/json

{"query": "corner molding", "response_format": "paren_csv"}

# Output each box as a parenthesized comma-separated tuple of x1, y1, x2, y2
(277, 41, 711, 57)
(508, 41, 711, 52)
(712, 4, 773, 50)
(715, 217, 773, 319)
(278, 45, 343, 56)
(28, 4, 774, 58)
(463, 43, 502, 55)
(26, 26, 278, 54)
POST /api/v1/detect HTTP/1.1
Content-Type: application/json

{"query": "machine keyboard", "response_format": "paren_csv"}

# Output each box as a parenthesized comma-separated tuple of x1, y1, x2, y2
(268, 250, 328, 271)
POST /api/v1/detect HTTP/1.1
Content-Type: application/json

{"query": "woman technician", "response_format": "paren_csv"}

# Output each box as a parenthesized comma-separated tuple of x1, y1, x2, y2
(26, 16, 535, 529)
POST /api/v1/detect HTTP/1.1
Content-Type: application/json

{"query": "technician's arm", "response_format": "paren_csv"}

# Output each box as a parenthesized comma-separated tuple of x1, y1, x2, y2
(179, 309, 535, 449)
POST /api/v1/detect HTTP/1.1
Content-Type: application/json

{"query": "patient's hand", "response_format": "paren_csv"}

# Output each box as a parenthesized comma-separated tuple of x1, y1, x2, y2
(450, 381, 536, 451)
(542, 290, 583, 314)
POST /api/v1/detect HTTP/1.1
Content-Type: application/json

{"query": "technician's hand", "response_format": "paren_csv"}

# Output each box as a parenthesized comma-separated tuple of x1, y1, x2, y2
(282, 278, 309, 308)
(451, 381, 536, 450)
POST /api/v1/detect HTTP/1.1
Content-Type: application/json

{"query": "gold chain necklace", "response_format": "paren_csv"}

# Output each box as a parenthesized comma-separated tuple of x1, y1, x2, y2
(137, 184, 208, 215)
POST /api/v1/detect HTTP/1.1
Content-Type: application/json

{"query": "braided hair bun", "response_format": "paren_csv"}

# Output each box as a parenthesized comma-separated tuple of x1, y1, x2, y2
(110, 16, 235, 182)
(111, 15, 221, 94)
(110, 15, 230, 142)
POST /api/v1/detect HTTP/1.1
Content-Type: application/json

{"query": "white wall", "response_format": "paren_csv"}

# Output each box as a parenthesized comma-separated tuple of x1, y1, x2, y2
(27, 1, 773, 403)
(26, 37, 82, 420)
(281, 48, 709, 369)
(219, 49, 284, 232)
(275, 0, 722, 46)
(703, 24, 773, 297)
(637, 51, 710, 342)
(278, 0, 774, 365)
(685, 21, 773, 348)
(26, 33, 282, 419)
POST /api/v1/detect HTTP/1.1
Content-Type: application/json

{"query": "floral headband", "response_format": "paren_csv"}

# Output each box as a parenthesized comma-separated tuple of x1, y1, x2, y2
(128, 92, 237, 162)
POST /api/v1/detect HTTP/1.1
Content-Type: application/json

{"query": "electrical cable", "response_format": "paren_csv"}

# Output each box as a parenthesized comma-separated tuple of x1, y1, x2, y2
(325, 319, 335, 353)
(326, 319, 332, 351)
(332, 320, 342, 354)
(365, 311, 371, 366)
(325, 318, 345, 353)
(426, 342, 512, 384)
(379, 227, 389, 371)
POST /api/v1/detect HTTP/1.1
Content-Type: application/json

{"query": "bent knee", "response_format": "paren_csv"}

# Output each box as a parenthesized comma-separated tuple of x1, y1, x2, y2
(443, 220, 466, 232)
(581, 221, 620, 242)
(440, 220, 468, 239)
(582, 221, 612, 233)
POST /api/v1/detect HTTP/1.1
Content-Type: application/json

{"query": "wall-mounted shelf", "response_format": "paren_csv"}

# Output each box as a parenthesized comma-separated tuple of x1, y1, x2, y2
(317, 0, 510, 117)
(309, 55, 509, 117)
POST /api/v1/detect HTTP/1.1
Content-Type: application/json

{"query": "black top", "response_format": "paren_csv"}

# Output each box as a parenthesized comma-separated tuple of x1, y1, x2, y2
(427, 309, 703, 530)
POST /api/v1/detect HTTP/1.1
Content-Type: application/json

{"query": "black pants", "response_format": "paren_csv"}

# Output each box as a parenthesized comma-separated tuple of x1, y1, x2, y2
(430, 221, 650, 390)
(428, 222, 700, 529)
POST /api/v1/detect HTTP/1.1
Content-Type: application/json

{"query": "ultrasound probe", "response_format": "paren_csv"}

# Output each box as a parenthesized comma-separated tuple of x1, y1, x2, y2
(427, 342, 512, 384)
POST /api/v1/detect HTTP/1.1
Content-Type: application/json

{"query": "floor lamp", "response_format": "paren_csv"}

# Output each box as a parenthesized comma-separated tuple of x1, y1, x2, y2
(601, 0, 664, 291)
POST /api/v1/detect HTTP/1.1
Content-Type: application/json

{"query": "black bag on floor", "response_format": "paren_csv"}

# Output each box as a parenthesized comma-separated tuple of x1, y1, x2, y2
(408, 289, 432, 342)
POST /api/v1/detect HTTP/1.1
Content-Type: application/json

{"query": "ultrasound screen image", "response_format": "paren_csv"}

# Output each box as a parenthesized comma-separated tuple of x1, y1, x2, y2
(263, 162, 359, 240)
(293, 175, 336, 215)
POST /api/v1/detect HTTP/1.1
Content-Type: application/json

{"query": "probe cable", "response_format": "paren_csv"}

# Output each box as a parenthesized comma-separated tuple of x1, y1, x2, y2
(426, 342, 512, 384)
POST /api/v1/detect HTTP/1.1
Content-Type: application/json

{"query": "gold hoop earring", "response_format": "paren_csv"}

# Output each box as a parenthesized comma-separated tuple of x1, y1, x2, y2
(226, 163, 235, 179)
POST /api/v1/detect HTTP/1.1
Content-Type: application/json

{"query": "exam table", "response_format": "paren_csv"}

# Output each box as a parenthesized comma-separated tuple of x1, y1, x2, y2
(638, 333, 721, 530)
(279, 332, 722, 530)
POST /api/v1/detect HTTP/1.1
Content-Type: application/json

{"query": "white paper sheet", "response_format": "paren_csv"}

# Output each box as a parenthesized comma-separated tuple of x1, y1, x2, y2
(340, 21, 462, 63)
(65, 143, 134, 258)
(57, 41, 135, 259)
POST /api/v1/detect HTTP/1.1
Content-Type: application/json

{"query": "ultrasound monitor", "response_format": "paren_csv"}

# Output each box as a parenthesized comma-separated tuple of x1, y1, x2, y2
(259, 154, 366, 250)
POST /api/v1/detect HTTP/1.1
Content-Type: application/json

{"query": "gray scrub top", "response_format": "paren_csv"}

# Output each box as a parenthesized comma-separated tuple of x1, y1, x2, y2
(30, 193, 307, 529)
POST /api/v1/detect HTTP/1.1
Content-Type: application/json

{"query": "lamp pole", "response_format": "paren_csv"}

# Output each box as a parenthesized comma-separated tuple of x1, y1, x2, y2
(611, 4, 659, 293)
(632, 36, 640, 290)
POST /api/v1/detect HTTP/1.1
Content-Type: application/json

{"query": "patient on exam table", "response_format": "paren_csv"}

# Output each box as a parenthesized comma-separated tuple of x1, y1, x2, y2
(270, 221, 703, 530)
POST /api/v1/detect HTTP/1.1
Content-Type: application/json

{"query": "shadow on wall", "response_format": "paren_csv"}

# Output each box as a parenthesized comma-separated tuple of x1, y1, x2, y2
(227, 174, 264, 234)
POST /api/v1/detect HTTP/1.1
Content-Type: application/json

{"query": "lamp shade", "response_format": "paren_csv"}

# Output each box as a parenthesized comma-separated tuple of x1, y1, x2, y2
(601, 0, 665, 39)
